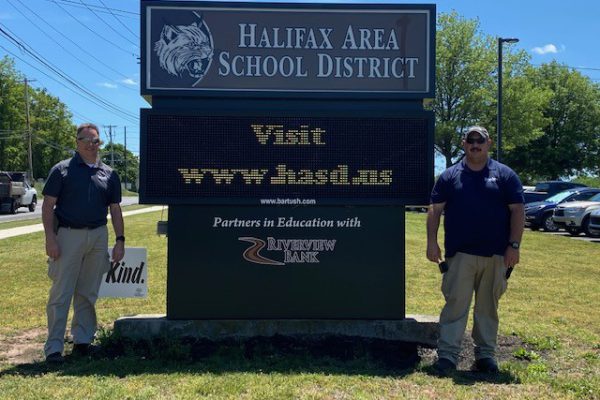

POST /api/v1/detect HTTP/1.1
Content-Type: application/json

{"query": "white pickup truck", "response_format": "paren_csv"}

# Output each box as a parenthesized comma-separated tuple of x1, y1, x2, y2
(0, 171, 38, 214)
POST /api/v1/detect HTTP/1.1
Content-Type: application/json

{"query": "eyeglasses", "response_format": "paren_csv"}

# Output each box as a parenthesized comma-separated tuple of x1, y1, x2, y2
(465, 136, 487, 144)
(77, 137, 101, 145)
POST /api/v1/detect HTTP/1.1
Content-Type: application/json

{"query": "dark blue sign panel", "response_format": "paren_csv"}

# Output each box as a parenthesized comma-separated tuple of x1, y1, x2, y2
(141, 1, 435, 99)
(167, 205, 405, 319)
(140, 108, 433, 205)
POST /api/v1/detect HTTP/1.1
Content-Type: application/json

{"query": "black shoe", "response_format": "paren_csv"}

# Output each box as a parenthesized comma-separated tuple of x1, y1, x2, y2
(474, 357, 499, 374)
(45, 352, 64, 364)
(72, 343, 99, 357)
(433, 358, 456, 376)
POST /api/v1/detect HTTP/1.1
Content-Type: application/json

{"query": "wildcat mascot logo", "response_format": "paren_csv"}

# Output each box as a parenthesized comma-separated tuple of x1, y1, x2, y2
(154, 12, 214, 82)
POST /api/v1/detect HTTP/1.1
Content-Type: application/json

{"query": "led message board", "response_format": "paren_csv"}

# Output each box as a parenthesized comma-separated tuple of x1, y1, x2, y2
(141, 1, 435, 99)
(140, 109, 433, 205)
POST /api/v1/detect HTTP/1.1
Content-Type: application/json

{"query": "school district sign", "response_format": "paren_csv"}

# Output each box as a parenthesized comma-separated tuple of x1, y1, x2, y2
(142, 1, 435, 98)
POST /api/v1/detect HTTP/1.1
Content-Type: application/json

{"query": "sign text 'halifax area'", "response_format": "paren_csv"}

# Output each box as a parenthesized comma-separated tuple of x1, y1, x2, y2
(142, 2, 434, 96)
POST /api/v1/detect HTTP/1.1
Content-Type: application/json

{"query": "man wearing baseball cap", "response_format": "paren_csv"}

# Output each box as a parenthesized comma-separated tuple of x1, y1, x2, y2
(426, 126, 525, 375)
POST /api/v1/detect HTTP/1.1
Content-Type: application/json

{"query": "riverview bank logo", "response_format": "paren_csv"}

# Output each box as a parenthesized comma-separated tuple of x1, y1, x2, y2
(239, 236, 337, 265)
(154, 12, 213, 82)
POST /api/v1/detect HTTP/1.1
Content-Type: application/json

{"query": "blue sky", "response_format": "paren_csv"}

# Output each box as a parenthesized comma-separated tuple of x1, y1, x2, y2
(1, 0, 599, 164)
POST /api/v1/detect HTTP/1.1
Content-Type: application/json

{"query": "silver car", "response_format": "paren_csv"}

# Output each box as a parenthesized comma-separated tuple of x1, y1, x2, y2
(552, 192, 600, 237)
(588, 208, 600, 236)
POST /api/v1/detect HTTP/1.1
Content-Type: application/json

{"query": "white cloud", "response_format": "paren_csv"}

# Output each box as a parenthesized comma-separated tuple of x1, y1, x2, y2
(98, 82, 118, 89)
(120, 78, 138, 86)
(531, 44, 559, 55)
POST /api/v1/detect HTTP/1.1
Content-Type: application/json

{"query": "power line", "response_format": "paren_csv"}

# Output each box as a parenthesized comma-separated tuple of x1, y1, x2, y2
(69, 109, 96, 122)
(0, 129, 28, 134)
(26, 80, 96, 122)
(97, 0, 139, 40)
(0, 25, 137, 120)
(4, 51, 128, 125)
(0, 134, 27, 140)
(41, 0, 138, 17)
(570, 66, 600, 72)
(0, 44, 138, 124)
(5, 0, 137, 91)
(12, 0, 137, 80)
(76, 0, 138, 47)
(0, 132, 27, 137)
(31, 132, 75, 153)
(50, 0, 138, 58)
(531, 63, 600, 73)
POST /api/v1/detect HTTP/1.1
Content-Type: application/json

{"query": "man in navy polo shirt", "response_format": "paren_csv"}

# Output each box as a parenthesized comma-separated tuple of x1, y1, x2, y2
(426, 126, 524, 375)
(41, 123, 125, 364)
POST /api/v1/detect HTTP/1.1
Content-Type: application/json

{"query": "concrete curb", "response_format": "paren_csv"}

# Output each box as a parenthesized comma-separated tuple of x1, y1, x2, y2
(113, 314, 440, 347)
(0, 206, 165, 240)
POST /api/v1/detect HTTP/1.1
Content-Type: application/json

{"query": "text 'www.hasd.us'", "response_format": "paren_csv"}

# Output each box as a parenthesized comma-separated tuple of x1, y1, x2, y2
(178, 165, 392, 186)
(177, 124, 393, 186)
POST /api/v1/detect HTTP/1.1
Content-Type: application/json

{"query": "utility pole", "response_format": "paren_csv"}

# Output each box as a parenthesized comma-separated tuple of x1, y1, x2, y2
(23, 77, 36, 181)
(497, 37, 519, 163)
(103, 125, 117, 168)
(124, 126, 128, 190)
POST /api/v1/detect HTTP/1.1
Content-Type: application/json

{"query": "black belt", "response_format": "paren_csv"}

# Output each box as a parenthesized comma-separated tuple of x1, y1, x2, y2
(58, 224, 103, 230)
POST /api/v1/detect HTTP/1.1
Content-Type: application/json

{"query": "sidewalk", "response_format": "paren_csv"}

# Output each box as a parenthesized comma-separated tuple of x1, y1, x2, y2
(0, 206, 165, 240)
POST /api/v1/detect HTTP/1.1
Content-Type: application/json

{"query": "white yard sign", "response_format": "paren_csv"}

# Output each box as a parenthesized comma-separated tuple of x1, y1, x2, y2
(99, 247, 148, 298)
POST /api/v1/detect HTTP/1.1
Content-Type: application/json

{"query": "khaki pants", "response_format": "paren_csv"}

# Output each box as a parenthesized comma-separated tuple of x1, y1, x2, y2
(44, 225, 110, 356)
(437, 252, 508, 364)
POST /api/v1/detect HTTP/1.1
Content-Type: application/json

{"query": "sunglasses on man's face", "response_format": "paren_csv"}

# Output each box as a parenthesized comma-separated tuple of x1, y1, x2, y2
(465, 136, 487, 144)
(77, 137, 101, 145)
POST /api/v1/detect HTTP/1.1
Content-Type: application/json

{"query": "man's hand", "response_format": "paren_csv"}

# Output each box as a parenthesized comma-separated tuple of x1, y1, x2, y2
(426, 202, 445, 264)
(504, 246, 520, 269)
(42, 195, 59, 260)
(46, 236, 60, 260)
(426, 241, 442, 263)
(112, 240, 125, 263)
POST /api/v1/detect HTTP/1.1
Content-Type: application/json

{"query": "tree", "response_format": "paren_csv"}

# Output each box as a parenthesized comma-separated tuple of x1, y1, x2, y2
(504, 62, 600, 181)
(432, 12, 549, 167)
(30, 88, 77, 178)
(0, 57, 27, 172)
(100, 143, 139, 191)
(493, 66, 551, 152)
(0, 56, 76, 178)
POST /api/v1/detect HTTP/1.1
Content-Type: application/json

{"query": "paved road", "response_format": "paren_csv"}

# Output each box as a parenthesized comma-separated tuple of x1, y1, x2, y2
(0, 196, 139, 223)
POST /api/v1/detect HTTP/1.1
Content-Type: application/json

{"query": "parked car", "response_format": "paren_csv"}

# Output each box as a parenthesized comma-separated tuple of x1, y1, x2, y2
(588, 208, 600, 237)
(523, 181, 587, 204)
(0, 171, 38, 214)
(525, 187, 600, 232)
(552, 192, 600, 237)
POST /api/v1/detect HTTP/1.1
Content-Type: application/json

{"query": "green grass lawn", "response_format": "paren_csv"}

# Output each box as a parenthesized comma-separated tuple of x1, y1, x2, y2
(0, 211, 598, 399)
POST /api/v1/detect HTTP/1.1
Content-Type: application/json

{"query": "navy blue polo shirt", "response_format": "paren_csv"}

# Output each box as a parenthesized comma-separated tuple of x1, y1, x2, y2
(430, 158, 523, 258)
(43, 152, 122, 228)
